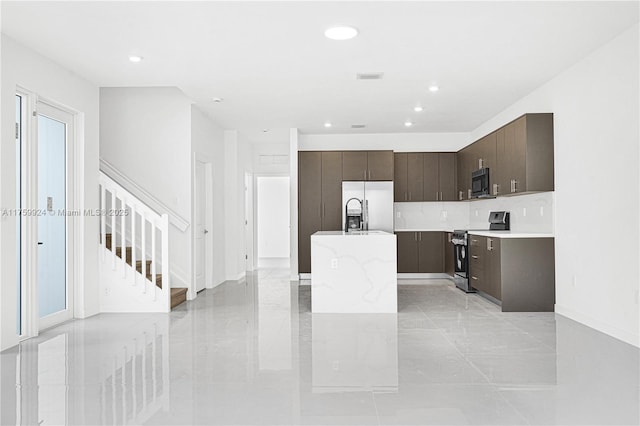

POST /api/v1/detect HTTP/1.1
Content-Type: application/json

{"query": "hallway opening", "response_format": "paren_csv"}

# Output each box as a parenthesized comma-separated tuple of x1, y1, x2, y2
(256, 176, 290, 269)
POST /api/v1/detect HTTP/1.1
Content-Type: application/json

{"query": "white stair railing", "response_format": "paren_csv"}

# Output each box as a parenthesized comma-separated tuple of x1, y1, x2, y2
(99, 171, 170, 313)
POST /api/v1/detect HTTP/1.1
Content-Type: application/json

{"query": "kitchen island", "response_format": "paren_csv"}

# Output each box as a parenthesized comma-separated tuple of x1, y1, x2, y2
(311, 231, 397, 313)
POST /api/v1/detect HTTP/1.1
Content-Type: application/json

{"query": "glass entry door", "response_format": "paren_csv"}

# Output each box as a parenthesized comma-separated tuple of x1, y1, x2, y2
(37, 102, 73, 329)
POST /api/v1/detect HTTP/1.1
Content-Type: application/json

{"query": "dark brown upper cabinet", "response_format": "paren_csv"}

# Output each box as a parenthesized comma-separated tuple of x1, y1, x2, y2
(394, 153, 408, 201)
(495, 114, 554, 195)
(395, 152, 456, 202)
(343, 151, 394, 181)
(438, 153, 457, 201)
(423, 152, 458, 201)
(459, 113, 554, 199)
(394, 153, 424, 201)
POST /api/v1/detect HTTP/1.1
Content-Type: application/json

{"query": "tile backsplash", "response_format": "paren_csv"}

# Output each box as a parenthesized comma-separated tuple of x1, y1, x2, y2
(394, 201, 469, 230)
(394, 192, 554, 233)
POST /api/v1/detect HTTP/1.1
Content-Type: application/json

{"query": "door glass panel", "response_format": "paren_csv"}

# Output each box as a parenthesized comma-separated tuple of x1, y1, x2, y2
(16, 95, 22, 334)
(37, 115, 66, 318)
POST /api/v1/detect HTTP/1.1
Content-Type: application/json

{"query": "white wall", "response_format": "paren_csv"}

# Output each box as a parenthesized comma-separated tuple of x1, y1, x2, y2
(238, 133, 254, 275)
(223, 130, 254, 280)
(252, 142, 290, 175)
(100, 87, 193, 288)
(299, 132, 470, 152)
(1, 35, 100, 351)
(471, 25, 639, 347)
(257, 177, 290, 258)
(190, 105, 226, 287)
(289, 129, 299, 280)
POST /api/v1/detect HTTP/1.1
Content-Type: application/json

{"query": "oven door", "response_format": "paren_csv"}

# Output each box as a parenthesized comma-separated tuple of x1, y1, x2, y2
(453, 243, 468, 277)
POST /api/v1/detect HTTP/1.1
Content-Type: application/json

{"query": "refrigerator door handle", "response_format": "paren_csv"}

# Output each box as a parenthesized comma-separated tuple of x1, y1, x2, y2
(364, 199, 369, 230)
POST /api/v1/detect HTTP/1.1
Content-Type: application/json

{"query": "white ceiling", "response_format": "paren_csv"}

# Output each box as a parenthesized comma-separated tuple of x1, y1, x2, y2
(2, 1, 638, 139)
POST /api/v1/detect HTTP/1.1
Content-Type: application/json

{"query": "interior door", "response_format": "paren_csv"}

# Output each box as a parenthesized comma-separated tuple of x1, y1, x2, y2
(37, 102, 73, 330)
(194, 160, 207, 292)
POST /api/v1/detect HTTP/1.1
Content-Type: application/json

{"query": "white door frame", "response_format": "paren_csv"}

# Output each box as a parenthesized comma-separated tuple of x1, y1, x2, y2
(191, 152, 213, 299)
(244, 172, 254, 272)
(17, 88, 82, 336)
(252, 173, 291, 270)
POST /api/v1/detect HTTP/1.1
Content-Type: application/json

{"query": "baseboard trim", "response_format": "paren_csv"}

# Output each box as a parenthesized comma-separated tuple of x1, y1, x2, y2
(555, 304, 639, 348)
(398, 273, 453, 280)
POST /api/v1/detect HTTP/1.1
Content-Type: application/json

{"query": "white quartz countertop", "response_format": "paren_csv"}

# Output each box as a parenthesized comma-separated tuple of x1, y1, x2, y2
(394, 229, 455, 233)
(313, 230, 393, 236)
(468, 230, 554, 239)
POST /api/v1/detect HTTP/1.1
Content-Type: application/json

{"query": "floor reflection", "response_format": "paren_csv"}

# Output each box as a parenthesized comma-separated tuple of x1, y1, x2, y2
(1, 269, 638, 425)
(312, 314, 398, 392)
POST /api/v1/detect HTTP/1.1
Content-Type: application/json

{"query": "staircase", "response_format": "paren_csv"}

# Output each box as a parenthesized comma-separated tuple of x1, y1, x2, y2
(99, 172, 187, 312)
(103, 234, 187, 309)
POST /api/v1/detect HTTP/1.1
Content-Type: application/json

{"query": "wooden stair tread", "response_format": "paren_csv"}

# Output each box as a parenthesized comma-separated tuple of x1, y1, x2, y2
(102, 233, 181, 309)
(171, 288, 188, 309)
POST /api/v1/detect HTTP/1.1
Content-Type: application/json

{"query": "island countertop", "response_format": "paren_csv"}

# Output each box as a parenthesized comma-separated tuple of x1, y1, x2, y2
(311, 230, 397, 313)
(313, 230, 393, 236)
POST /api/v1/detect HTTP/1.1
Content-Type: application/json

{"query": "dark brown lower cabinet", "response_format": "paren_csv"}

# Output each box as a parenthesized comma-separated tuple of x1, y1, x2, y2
(444, 232, 454, 276)
(396, 232, 419, 273)
(418, 232, 444, 272)
(469, 235, 555, 312)
(396, 231, 444, 273)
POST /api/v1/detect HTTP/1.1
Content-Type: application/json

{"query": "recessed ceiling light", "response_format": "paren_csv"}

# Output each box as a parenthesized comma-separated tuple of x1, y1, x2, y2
(429, 85, 439, 92)
(128, 55, 143, 63)
(263, 129, 269, 133)
(414, 106, 423, 112)
(325, 26, 358, 40)
(404, 121, 413, 127)
(324, 122, 332, 128)
(212, 97, 224, 103)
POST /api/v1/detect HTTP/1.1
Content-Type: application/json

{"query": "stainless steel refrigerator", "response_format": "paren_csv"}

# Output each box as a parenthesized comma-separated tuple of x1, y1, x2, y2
(342, 181, 394, 233)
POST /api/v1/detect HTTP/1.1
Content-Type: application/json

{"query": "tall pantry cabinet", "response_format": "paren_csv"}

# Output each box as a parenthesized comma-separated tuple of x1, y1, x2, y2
(297, 151, 343, 273)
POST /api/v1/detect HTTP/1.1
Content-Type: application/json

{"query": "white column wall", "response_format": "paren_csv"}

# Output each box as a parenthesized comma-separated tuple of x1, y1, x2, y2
(289, 129, 299, 280)
(1, 35, 100, 351)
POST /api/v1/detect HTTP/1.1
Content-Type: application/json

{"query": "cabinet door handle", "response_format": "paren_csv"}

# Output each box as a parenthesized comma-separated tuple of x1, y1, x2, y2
(467, 189, 471, 199)
(471, 255, 478, 259)
(513, 179, 518, 193)
(471, 276, 478, 280)
(419, 233, 422, 241)
(487, 238, 493, 251)
(459, 190, 463, 201)
(364, 170, 367, 180)
(414, 232, 418, 241)
(493, 183, 499, 196)
(409, 192, 411, 201)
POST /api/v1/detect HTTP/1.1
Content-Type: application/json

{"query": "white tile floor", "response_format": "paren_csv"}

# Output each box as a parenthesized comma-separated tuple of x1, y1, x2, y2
(1, 268, 638, 425)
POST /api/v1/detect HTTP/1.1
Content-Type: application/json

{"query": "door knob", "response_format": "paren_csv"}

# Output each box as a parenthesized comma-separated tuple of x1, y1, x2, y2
(204, 229, 209, 234)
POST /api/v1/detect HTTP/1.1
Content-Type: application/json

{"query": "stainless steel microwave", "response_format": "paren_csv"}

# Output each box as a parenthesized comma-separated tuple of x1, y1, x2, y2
(471, 168, 491, 198)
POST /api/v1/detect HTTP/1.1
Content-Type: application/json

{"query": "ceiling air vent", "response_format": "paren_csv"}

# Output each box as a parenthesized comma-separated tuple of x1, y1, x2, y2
(351, 124, 366, 129)
(356, 72, 384, 80)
